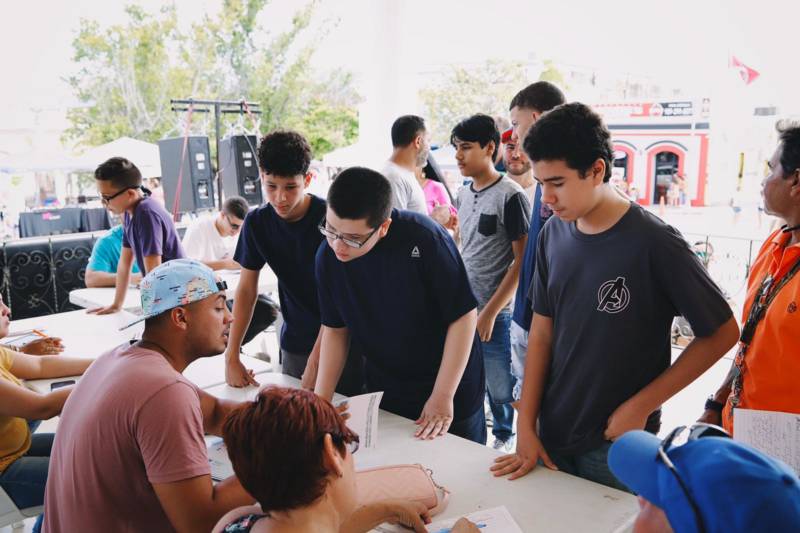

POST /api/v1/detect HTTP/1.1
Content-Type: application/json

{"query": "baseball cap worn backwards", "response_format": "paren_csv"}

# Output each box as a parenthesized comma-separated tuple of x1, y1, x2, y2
(608, 429, 800, 533)
(121, 258, 227, 330)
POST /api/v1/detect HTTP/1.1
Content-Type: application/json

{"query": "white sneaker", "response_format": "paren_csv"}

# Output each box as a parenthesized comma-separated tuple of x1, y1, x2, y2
(492, 436, 516, 453)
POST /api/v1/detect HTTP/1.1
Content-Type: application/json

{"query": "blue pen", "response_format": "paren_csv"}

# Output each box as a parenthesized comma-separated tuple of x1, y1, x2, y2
(430, 523, 486, 533)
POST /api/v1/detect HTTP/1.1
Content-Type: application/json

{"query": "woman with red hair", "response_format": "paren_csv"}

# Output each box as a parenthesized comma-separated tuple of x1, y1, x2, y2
(214, 386, 482, 532)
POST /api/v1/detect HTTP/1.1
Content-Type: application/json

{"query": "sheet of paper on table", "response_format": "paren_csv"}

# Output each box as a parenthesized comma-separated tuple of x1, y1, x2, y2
(207, 437, 234, 481)
(734, 408, 800, 474)
(342, 391, 383, 450)
(375, 505, 522, 533)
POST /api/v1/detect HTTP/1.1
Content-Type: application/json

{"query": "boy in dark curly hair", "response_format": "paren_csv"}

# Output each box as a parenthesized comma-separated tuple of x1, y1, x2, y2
(223, 131, 363, 395)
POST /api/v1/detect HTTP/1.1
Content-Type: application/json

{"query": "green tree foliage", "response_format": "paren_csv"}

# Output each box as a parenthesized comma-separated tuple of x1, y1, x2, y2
(64, 1, 360, 157)
(419, 60, 528, 145)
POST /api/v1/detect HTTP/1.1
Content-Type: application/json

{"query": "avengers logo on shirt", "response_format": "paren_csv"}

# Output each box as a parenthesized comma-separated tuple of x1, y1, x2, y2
(597, 276, 631, 314)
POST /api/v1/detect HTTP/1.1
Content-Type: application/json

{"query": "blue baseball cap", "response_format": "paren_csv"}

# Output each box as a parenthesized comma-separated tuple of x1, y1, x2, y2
(122, 258, 227, 330)
(608, 430, 800, 532)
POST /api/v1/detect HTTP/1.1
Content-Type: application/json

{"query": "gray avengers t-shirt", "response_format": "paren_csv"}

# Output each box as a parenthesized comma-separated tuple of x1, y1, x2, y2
(456, 175, 531, 309)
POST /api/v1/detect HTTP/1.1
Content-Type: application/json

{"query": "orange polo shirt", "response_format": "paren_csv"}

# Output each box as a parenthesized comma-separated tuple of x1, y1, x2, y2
(723, 229, 800, 434)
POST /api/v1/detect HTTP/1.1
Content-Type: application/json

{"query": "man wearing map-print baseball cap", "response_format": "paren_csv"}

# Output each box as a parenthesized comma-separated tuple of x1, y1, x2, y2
(45, 258, 255, 532)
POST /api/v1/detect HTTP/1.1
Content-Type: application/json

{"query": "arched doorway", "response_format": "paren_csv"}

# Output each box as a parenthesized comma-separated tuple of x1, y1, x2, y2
(652, 151, 680, 204)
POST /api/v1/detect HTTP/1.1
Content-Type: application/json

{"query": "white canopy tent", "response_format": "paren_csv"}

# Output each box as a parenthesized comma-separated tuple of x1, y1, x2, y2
(75, 137, 161, 178)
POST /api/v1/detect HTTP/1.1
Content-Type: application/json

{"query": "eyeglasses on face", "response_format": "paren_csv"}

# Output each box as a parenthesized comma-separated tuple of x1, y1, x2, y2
(224, 214, 241, 230)
(330, 432, 360, 455)
(657, 423, 730, 533)
(101, 186, 140, 205)
(318, 222, 380, 249)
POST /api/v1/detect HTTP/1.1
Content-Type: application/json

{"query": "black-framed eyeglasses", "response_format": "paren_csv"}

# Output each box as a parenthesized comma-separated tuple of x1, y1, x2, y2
(101, 186, 140, 205)
(330, 432, 360, 455)
(224, 214, 241, 230)
(657, 423, 730, 533)
(318, 222, 380, 249)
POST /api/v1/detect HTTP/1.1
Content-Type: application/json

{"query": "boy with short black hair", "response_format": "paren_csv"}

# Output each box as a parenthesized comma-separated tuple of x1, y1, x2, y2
(224, 131, 363, 393)
(507, 82, 566, 401)
(314, 167, 486, 444)
(90, 157, 185, 315)
(452, 114, 530, 451)
(491, 102, 739, 489)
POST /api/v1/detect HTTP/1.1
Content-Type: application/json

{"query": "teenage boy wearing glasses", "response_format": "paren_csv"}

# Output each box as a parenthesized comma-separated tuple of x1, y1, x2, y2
(490, 103, 739, 489)
(313, 167, 487, 444)
(90, 157, 186, 315)
(223, 131, 364, 393)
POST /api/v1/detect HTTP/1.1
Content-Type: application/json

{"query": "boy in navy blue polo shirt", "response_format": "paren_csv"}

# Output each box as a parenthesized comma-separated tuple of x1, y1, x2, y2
(314, 167, 486, 444)
(224, 131, 363, 394)
(491, 103, 738, 489)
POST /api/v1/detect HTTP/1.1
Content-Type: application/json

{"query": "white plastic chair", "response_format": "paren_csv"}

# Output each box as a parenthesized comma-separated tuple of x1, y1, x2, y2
(0, 485, 42, 529)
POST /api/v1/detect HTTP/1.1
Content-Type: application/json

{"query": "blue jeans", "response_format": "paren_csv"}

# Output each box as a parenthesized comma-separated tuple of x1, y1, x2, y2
(509, 321, 528, 401)
(0, 421, 50, 532)
(482, 310, 515, 441)
(547, 441, 630, 493)
(449, 406, 487, 445)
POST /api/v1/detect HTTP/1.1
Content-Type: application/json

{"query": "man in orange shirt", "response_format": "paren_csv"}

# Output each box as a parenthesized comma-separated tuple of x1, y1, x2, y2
(701, 121, 800, 432)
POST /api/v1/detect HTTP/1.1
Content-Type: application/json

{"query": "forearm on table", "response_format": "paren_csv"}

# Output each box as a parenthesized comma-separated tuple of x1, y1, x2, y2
(627, 317, 739, 414)
(225, 286, 258, 358)
(203, 259, 240, 271)
(432, 309, 477, 399)
(38, 356, 93, 378)
(517, 314, 553, 427)
(315, 326, 349, 401)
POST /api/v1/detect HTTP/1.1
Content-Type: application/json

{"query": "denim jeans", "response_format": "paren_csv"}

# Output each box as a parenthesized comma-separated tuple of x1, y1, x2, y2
(546, 441, 631, 493)
(482, 310, 515, 441)
(509, 321, 528, 401)
(448, 406, 488, 445)
(0, 421, 51, 533)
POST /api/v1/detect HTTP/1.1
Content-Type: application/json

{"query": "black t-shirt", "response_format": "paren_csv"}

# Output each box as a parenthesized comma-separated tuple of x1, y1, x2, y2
(316, 209, 485, 422)
(234, 195, 326, 353)
(532, 203, 732, 455)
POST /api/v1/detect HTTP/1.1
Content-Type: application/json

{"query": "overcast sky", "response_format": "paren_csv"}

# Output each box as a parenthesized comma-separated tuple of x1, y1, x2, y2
(1, 0, 797, 133)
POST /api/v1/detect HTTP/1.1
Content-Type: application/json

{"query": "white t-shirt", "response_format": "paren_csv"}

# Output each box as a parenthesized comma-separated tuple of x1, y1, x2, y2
(181, 215, 237, 262)
(381, 160, 427, 215)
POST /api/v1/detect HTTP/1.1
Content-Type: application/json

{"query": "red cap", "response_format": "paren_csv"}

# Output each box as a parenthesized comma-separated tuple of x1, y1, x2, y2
(501, 128, 513, 143)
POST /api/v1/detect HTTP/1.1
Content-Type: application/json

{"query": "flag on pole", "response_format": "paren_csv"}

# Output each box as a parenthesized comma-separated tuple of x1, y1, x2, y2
(729, 56, 760, 85)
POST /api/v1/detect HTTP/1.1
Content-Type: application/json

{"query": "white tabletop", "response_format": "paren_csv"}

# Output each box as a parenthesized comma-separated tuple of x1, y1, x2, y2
(16, 309, 272, 393)
(69, 268, 278, 311)
(204, 374, 638, 533)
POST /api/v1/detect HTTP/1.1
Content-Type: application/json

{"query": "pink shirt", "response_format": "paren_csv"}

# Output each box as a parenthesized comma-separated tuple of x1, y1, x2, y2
(44, 344, 210, 533)
(422, 180, 457, 216)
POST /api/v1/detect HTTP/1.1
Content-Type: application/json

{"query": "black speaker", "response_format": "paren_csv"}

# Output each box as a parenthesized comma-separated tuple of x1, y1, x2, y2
(219, 135, 262, 206)
(158, 136, 216, 214)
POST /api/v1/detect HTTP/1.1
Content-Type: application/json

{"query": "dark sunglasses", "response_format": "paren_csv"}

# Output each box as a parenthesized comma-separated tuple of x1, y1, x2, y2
(657, 423, 730, 533)
(224, 214, 241, 230)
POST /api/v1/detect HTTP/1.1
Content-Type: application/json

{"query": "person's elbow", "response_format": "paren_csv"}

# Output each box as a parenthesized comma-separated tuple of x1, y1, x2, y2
(84, 269, 109, 288)
(30, 393, 65, 420)
(703, 316, 740, 355)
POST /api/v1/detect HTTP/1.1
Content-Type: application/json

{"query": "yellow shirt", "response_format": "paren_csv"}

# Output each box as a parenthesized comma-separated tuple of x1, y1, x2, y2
(0, 346, 31, 472)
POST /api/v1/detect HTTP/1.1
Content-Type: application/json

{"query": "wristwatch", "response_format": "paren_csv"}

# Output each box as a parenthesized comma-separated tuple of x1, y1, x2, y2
(704, 396, 725, 413)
